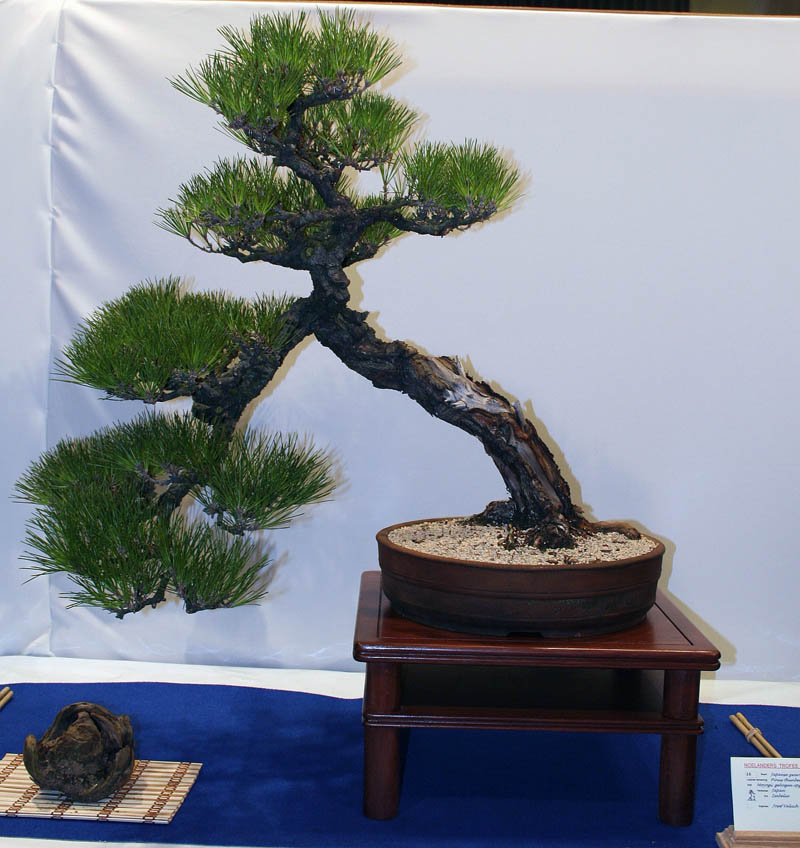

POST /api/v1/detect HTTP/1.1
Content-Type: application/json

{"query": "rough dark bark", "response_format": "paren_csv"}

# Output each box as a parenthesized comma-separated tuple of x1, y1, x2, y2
(189, 296, 316, 434)
(306, 265, 586, 547)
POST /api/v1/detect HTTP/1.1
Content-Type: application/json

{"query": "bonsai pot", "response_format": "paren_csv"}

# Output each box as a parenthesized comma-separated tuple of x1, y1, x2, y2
(377, 519, 665, 637)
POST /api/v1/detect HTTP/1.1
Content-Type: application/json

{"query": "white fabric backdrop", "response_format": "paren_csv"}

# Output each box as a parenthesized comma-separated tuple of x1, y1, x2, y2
(0, 0, 62, 656)
(2, 0, 799, 679)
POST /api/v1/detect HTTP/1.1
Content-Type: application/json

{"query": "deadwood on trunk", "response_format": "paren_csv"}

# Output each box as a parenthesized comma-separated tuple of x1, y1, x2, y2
(306, 267, 587, 546)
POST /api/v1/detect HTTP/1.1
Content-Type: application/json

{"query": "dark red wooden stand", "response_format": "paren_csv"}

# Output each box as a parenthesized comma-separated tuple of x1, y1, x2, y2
(353, 571, 720, 825)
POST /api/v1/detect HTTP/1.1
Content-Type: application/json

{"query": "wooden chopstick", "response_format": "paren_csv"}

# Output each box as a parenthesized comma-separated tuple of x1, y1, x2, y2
(0, 687, 13, 712)
(730, 714, 772, 756)
(736, 711, 782, 758)
(729, 712, 782, 758)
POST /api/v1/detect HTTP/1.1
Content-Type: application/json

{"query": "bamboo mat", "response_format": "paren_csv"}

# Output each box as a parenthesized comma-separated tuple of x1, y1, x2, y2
(0, 753, 201, 823)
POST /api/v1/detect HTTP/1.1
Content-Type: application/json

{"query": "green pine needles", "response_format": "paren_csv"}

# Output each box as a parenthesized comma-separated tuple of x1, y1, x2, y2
(401, 141, 521, 219)
(171, 10, 402, 139)
(160, 8, 519, 268)
(16, 414, 333, 617)
(197, 431, 335, 535)
(55, 278, 297, 403)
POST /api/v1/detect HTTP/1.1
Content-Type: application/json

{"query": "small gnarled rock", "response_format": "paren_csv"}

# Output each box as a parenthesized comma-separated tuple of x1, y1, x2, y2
(23, 702, 135, 802)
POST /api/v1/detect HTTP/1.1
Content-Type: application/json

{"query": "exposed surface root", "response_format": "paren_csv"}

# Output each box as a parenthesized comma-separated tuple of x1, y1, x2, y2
(471, 499, 641, 549)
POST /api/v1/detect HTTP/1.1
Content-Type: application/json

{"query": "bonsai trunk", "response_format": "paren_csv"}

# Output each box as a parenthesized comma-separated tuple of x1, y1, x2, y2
(191, 297, 316, 434)
(308, 266, 586, 547)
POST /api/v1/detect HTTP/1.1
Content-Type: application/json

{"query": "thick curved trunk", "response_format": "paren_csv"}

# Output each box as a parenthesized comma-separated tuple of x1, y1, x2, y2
(308, 267, 585, 546)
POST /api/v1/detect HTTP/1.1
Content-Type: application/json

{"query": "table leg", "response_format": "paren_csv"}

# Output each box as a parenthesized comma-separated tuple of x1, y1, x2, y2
(363, 662, 401, 819)
(658, 669, 701, 826)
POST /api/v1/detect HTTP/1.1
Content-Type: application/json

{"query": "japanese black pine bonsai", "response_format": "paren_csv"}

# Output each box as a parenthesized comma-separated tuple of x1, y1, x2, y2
(17, 9, 635, 619)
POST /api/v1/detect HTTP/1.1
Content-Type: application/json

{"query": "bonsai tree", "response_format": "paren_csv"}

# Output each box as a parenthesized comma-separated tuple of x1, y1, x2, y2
(18, 9, 634, 618)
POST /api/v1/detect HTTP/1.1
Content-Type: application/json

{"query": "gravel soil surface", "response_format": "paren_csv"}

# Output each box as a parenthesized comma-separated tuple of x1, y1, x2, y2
(388, 518, 658, 565)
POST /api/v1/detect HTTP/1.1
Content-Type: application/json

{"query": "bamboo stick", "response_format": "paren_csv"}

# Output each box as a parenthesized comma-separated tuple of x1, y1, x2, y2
(0, 689, 12, 712)
(3, 798, 184, 815)
(1, 778, 197, 791)
(0, 785, 193, 799)
(25, 801, 184, 812)
(4, 811, 174, 824)
(735, 712, 782, 758)
(730, 714, 773, 757)
(730, 713, 781, 757)
(2, 800, 186, 816)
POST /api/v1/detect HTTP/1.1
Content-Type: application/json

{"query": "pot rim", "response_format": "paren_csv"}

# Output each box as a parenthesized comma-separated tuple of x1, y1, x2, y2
(377, 517, 665, 574)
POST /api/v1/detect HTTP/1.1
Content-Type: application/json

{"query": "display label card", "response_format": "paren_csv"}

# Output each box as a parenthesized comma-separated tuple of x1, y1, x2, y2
(731, 758, 800, 832)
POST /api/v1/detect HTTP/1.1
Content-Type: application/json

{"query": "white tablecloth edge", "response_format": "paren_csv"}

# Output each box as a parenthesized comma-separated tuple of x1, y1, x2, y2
(2, 655, 799, 705)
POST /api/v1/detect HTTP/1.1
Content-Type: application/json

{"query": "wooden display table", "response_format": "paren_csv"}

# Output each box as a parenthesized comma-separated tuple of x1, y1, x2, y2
(353, 571, 720, 825)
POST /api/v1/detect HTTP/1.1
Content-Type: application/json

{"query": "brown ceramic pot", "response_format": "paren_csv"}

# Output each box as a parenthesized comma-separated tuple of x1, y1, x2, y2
(377, 518, 665, 637)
